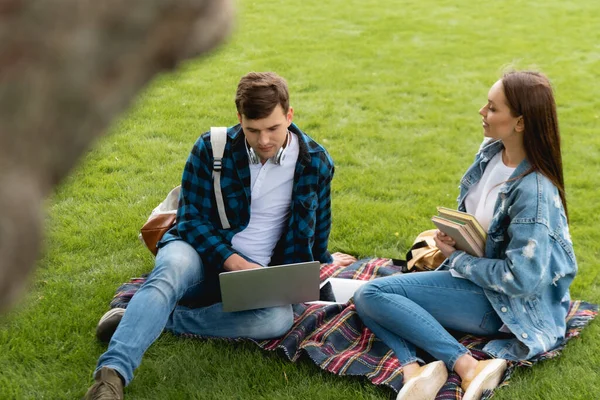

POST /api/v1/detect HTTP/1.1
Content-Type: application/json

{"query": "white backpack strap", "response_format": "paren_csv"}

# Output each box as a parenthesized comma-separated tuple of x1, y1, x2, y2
(210, 127, 231, 229)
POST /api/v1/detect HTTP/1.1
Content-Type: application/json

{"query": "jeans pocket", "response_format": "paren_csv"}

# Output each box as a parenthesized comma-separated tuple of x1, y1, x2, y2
(479, 310, 502, 333)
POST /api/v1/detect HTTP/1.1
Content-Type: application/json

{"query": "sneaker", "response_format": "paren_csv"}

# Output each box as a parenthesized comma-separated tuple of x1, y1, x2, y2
(396, 360, 448, 400)
(461, 359, 508, 400)
(96, 308, 125, 343)
(83, 367, 124, 400)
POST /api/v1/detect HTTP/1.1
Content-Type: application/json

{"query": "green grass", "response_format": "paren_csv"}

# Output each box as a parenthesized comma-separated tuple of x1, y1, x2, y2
(2, 0, 600, 398)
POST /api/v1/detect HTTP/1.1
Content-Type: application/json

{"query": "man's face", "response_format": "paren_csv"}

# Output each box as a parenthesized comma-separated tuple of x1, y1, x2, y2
(238, 105, 293, 164)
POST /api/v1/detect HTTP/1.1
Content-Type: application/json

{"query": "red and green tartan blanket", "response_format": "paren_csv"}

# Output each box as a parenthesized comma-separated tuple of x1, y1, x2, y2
(110, 258, 598, 399)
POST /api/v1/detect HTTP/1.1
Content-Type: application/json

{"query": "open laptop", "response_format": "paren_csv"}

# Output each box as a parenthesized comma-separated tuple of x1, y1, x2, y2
(219, 261, 321, 312)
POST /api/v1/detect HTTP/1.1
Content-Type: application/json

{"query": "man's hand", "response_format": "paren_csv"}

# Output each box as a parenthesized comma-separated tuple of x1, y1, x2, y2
(223, 254, 262, 271)
(331, 252, 357, 266)
(433, 230, 456, 258)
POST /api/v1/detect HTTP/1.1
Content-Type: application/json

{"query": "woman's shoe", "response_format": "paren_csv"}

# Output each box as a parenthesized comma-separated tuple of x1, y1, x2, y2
(462, 358, 508, 400)
(397, 360, 448, 400)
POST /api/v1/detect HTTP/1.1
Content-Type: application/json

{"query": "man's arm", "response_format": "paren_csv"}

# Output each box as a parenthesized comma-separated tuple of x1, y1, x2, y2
(313, 161, 334, 264)
(175, 138, 258, 273)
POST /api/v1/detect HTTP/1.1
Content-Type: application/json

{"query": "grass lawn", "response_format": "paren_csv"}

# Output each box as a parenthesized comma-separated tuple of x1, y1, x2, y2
(2, 0, 600, 399)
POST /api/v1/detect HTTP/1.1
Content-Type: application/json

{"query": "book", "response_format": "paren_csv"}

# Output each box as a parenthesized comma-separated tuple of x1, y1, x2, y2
(431, 207, 486, 257)
(435, 214, 485, 251)
(307, 278, 368, 305)
(431, 216, 484, 257)
(437, 207, 487, 240)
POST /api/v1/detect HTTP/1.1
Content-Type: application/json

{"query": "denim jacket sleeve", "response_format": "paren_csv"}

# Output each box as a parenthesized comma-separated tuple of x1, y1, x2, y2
(175, 138, 236, 271)
(448, 190, 554, 298)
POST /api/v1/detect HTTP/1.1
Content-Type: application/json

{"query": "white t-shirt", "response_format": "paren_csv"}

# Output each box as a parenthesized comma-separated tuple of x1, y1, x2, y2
(230, 133, 300, 266)
(464, 152, 515, 233)
(460, 151, 517, 334)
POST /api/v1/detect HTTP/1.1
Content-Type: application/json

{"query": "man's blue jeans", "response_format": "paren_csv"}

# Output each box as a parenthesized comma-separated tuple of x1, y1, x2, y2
(95, 240, 294, 385)
(354, 271, 504, 370)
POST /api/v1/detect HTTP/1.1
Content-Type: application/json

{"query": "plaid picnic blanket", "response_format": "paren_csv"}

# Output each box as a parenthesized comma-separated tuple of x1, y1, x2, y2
(110, 258, 598, 399)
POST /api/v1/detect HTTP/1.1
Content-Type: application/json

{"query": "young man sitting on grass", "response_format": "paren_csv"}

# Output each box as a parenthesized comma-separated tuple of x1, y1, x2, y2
(84, 72, 356, 399)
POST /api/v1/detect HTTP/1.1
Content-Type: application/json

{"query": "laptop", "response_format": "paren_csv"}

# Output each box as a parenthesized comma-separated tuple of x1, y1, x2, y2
(219, 261, 321, 312)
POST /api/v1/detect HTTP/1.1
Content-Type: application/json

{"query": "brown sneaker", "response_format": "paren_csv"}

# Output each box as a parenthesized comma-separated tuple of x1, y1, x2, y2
(461, 359, 508, 400)
(83, 367, 124, 400)
(96, 308, 125, 343)
(396, 360, 448, 400)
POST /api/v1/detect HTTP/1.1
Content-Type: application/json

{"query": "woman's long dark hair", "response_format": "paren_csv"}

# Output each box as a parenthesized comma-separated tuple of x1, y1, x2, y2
(501, 71, 568, 219)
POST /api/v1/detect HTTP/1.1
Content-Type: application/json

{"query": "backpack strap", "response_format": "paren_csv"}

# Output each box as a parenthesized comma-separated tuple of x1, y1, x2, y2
(210, 127, 231, 229)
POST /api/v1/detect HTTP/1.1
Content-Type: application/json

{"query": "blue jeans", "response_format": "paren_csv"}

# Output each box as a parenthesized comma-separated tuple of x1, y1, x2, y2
(354, 271, 503, 370)
(95, 240, 294, 385)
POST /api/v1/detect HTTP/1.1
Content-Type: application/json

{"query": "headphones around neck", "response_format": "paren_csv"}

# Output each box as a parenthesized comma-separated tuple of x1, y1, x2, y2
(246, 130, 291, 165)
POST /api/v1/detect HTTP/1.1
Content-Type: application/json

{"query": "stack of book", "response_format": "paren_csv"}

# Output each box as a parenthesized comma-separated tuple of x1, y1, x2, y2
(431, 207, 487, 257)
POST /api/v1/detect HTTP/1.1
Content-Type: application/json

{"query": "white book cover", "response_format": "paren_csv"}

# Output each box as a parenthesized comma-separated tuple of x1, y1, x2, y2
(307, 278, 369, 305)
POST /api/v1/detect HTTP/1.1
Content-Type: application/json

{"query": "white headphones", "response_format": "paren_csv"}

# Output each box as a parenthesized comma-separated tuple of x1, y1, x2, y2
(246, 130, 291, 166)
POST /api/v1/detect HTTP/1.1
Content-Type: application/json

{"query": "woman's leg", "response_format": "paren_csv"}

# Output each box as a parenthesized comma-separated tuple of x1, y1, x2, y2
(354, 270, 503, 371)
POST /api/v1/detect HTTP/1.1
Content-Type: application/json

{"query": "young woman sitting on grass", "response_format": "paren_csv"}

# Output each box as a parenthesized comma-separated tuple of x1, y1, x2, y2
(354, 71, 577, 400)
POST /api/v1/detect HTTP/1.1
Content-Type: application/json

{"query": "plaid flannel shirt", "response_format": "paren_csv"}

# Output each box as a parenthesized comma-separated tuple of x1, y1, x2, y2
(159, 123, 334, 282)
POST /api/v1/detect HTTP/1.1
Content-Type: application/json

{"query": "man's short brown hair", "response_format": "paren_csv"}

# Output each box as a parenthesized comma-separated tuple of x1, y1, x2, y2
(235, 72, 290, 119)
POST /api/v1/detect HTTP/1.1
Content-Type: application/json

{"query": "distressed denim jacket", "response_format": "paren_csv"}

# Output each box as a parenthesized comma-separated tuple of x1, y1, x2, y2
(439, 139, 577, 361)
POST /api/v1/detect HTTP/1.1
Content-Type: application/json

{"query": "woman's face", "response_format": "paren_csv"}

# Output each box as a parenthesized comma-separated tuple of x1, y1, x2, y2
(479, 80, 521, 141)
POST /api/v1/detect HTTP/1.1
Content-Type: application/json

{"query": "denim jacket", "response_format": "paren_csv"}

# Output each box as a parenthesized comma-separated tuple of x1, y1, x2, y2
(439, 139, 577, 361)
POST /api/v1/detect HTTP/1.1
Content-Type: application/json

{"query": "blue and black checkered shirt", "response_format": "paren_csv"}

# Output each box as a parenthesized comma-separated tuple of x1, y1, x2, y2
(159, 123, 334, 280)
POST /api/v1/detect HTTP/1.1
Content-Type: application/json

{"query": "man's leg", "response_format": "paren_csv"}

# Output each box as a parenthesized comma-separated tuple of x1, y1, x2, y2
(166, 302, 294, 340)
(95, 240, 203, 385)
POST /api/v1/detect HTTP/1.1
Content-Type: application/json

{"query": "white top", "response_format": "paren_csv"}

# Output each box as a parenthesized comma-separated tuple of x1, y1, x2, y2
(457, 151, 518, 335)
(464, 152, 515, 233)
(231, 133, 300, 266)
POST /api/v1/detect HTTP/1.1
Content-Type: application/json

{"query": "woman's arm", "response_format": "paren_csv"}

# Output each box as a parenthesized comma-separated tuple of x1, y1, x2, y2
(441, 197, 556, 297)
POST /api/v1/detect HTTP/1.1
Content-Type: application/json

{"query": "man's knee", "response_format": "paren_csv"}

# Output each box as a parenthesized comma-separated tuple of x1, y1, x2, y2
(147, 241, 203, 294)
(248, 305, 294, 339)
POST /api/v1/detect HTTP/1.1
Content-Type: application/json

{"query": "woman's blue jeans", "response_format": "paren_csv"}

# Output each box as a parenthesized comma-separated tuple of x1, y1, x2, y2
(95, 240, 294, 385)
(354, 271, 503, 370)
